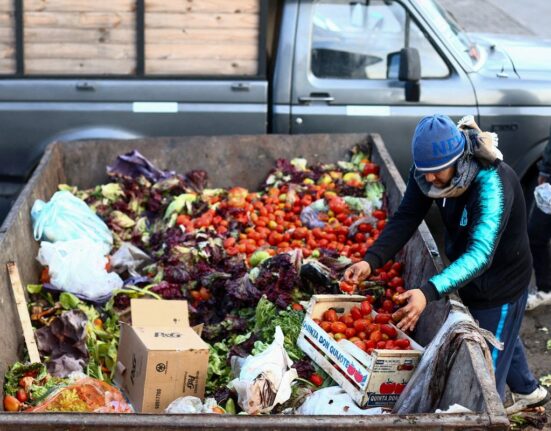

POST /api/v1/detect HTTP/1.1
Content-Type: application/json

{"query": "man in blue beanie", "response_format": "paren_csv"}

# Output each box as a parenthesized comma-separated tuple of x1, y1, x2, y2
(345, 114, 548, 413)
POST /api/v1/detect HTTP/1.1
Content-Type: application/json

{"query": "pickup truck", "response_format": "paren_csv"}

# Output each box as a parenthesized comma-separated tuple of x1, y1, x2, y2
(1, 0, 550, 222)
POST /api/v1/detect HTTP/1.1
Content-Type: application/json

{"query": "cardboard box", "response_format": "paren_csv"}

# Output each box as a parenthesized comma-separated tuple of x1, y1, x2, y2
(297, 295, 423, 408)
(115, 299, 209, 413)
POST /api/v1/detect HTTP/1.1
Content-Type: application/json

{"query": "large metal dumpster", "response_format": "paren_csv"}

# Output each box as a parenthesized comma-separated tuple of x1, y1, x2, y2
(0, 133, 508, 430)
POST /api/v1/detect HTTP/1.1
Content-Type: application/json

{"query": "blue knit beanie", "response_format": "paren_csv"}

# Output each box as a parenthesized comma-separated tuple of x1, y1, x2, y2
(412, 115, 466, 172)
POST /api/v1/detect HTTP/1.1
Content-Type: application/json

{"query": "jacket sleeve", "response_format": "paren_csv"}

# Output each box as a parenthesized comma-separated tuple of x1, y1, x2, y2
(537, 130, 551, 177)
(420, 167, 513, 302)
(364, 168, 432, 270)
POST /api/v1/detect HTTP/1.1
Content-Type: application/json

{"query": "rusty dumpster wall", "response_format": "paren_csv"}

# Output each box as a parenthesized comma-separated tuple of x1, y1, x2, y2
(0, 133, 508, 429)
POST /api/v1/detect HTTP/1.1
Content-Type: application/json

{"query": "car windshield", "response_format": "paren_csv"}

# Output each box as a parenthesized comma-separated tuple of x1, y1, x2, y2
(415, 0, 481, 67)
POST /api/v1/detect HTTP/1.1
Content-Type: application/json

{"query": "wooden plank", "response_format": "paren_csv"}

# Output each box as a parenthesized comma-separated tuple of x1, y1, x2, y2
(145, 0, 259, 14)
(145, 58, 257, 75)
(0, 0, 13, 11)
(25, 43, 134, 59)
(25, 11, 134, 28)
(146, 28, 258, 44)
(0, 43, 15, 59)
(0, 12, 13, 27)
(24, 0, 135, 13)
(0, 58, 15, 73)
(0, 28, 14, 41)
(145, 43, 257, 60)
(146, 12, 258, 29)
(25, 27, 134, 44)
(7, 262, 41, 364)
(25, 58, 135, 74)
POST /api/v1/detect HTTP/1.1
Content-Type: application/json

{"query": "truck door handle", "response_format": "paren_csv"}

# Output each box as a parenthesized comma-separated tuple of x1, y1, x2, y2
(231, 83, 250, 91)
(298, 93, 335, 104)
(76, 82, 95, 91)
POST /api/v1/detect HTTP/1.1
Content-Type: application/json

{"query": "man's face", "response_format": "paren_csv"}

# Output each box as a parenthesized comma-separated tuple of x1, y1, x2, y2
(424, 166, 456, 188)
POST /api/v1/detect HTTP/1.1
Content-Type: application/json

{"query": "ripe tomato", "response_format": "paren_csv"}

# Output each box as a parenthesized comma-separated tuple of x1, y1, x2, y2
(323, 309, 338, 323)
(3, 395, 20, 411)
(331, 322, 347, 334)
(372, 209, 387, 220)
(385, 340, 396, 350)
(350, 306, 362, 320)
(360, 300, 372, 316)
(339, 315, 354, 327)
(176, 214, 188, 226)
(365, 295, 375, 304)
(339, 281, 355, 294)
(363, 162, 380, 176)
(395, 339, 411, 349)
(382, 299, 395, 313)
(345, 327, 357, 338)
(334, 333, 347, 341)
(374, 313, 392, 324)
(320, 321, 332, 332)
(358, 223, 372, 233)
(291, 303, 304, 312)
(377, 340, 386, 349)
(377, 219, 386, 230)
(380, 324, 398, 339)
(16, 388, 27, 403)
(365, 340, 376, 350)
(353, 319, 369, 332)
(370, 330, 382, 343)
(353, 340, 367, 351)
(309, 373, 324, 387)
(391, 262, 403, 273)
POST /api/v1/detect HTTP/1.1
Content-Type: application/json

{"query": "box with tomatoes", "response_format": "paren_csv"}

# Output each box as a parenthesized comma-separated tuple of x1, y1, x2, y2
(297, 294, 423, 408)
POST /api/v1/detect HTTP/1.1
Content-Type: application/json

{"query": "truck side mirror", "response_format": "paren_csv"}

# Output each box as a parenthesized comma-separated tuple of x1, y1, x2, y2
(399, 47, 421, 102)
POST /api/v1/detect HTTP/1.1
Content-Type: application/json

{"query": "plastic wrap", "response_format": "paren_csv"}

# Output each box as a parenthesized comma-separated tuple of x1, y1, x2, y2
(393, 301, 501, 414)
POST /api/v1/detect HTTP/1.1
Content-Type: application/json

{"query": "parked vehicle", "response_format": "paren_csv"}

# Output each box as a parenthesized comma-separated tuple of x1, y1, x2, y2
(1, 0, 550, 223)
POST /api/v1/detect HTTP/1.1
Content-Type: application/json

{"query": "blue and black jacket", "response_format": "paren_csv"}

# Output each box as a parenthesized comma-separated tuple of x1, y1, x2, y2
(364, 161, 532, 309)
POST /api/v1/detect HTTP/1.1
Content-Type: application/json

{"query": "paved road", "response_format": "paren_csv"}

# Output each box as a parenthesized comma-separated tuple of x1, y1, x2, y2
(438, 0, 551, 39)
(438, 0, 533, 36)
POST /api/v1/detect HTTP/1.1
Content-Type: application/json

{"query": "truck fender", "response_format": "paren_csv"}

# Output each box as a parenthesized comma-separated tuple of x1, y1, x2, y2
(39, 126, 141, 148)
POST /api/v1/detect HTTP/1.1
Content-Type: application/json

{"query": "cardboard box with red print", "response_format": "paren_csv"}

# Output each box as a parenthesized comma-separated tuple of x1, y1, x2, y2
(297, 295, 424, 408)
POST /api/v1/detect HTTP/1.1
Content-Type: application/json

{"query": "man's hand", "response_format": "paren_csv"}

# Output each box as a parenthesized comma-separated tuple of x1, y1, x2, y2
(538, 175, 548, 185)
(392, 289, 427, 332)
(343, 261, 371, 284)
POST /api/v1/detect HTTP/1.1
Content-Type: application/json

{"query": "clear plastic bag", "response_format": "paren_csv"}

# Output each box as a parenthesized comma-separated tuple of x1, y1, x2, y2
(32, 191, 113, 255)
(26, 377, 133, 413)
(37, 239, 123, 302)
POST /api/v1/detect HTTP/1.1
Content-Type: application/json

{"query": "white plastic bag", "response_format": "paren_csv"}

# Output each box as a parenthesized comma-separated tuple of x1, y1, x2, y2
(535, 183, 551, 214)
(37, 239, 123, 302)
(165, 396, 220, 414)
(109, 242, 153, 277)
(229, 326, 298, 414)
(32, 191, 113, 255)
(296, 386, 384, 415)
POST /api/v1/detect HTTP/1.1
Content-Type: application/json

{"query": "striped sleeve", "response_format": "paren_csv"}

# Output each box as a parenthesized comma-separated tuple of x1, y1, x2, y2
(420, 168, 511, 300)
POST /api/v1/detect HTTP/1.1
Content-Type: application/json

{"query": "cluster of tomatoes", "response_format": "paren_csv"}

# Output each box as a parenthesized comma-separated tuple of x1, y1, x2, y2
(175, 159, 387, 265)
(220, 186, 387, 263)
(3, 369, 38, 412)
(314, 299, 412, 355)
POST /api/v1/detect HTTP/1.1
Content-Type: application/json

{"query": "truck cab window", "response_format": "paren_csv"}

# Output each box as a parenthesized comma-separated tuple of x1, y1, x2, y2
(310, 0, 449, 80)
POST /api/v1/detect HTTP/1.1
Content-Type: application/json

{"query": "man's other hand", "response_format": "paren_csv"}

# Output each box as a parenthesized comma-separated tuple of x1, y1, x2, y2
(392, 289, 427, 332)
